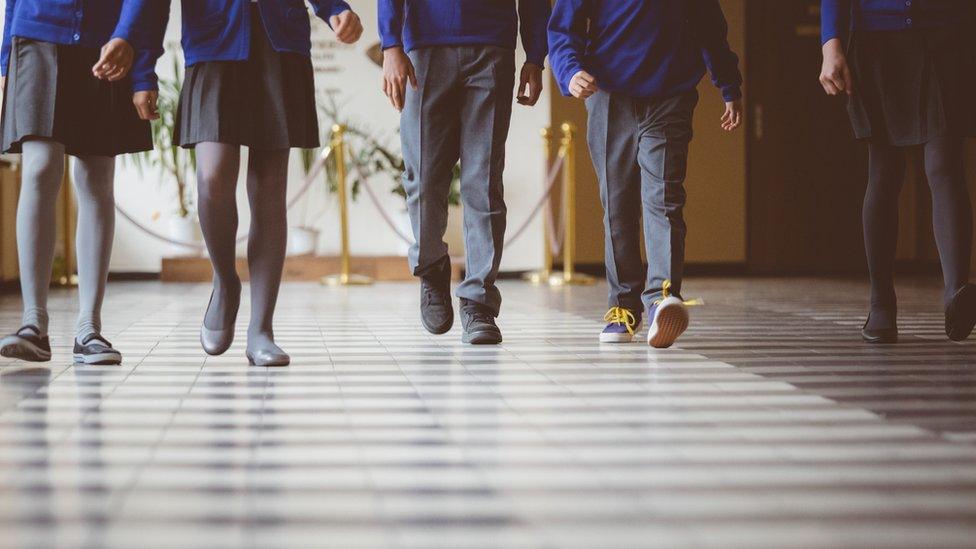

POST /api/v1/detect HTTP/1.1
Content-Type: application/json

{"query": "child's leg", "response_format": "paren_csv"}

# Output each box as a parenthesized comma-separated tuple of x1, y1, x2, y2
(585, 91, 644, 313)
(637, 91, 698, 311)
(922, 135, 972, 306)
(73, 155, 116, 341)
(17, 139, 66, 335)
(862, 141, 906, 330)
(195, 142, 243, 333)
(244, 147, 290, 363)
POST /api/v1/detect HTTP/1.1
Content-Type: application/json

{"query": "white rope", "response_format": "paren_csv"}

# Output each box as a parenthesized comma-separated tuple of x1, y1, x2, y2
(115, 146, 333, 249)
(355, 154, 568, 248)
(116, 141, 569, 258)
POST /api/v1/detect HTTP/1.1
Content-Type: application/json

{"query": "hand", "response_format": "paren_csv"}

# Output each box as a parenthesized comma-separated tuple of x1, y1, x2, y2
(382, 47, 417, 112)
(133, 90, 159, 121)
(329, 10, 363, 44)
(721, 99, 743, 132)
(93, 38, 135, 81)
(517, 63, 544, 106)
(819, 38, 852, 96)
(569, 70, 598, 99)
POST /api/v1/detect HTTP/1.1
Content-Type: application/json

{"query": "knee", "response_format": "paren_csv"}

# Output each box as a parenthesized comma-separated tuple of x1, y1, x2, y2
(924, 158, 962, 189)
(197, 169, 235, 205)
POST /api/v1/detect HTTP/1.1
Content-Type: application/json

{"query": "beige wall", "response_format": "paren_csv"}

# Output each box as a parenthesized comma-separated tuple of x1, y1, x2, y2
(550, 0, 748, 266)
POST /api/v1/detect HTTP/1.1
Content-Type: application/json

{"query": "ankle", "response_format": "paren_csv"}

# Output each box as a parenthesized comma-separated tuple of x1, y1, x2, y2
(23, 309, 49, 336)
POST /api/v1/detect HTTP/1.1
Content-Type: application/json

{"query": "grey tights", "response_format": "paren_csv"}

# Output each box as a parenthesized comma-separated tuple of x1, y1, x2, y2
(18, 139, 115, 340)
(195, 142, 290, 356)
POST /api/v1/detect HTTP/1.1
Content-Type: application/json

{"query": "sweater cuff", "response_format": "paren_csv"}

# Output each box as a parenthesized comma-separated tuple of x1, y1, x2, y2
(721, 86, 742, 103)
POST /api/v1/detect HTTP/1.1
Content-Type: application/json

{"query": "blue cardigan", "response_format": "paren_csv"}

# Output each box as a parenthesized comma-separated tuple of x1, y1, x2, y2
(138, 0, 352, 90)
(821, 0, 966, 44)
(1, 0, 158, 91)
(548, 0, 743, 102)
(377, 0, 551, 67)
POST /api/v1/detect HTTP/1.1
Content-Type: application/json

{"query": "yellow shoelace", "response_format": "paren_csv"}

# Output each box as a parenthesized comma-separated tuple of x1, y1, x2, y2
(604, 307, 638, 335)
(655, 279, 705, 307)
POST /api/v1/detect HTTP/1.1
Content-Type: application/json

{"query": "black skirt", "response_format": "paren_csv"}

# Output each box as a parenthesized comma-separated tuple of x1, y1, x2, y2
(0, 37, 152, 157)
(847, 25, 976, 146)
(176, 4, 320, 150)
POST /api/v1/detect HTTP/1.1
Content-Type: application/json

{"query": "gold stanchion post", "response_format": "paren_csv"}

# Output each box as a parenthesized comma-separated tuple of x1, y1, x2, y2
(322, 124, 373, 286)
(56, 155, 77, 287)
(550, 123, 593, 286)
(523, 127, 554, 284)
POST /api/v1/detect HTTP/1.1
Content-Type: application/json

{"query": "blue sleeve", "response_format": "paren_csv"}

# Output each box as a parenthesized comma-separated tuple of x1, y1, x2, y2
(377, 0, 405, 50)
(309, 0, 353, 28)
(689, 0, 743, 102)
(821, 0, 847, 44)
(127, 1, 171, 92)
(518, 0, 551, 67)
(2, 0, 17, 77)
(547, 0, 588, 97)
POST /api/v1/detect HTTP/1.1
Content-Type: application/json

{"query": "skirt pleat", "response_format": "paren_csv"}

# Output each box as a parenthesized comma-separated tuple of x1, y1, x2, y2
(847, 24, 976, 146)
(0, 37, 152, 157)
(176, 4, 319, 150)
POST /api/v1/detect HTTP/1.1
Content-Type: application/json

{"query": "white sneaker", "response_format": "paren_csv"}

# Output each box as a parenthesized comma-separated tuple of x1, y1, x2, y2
(646, 297, 689, 349)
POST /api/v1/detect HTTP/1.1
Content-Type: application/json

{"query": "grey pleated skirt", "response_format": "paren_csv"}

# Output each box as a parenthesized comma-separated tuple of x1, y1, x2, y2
(176, 4, 320, 150)
(0, 37, 152, 156)
(847, 25, 976, 146)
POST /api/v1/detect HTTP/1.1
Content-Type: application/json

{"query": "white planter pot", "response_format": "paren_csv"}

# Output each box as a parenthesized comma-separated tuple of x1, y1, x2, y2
(166, 216, 203, 258)
(287, 226, 319, 257)
(394, 205, 465, 258)
(445, 204, 465, 257)
(396, 210, 413, 256)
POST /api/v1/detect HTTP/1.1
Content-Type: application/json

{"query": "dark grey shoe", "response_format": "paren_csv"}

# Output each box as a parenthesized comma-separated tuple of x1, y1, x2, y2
(460, 298, 502, 345)
(946, 284, 976, 342)
(73, 334, 122, 365)
(420, 257, 454, 335)
(200, 283, 241, 356)
(0, 325, 52, 362)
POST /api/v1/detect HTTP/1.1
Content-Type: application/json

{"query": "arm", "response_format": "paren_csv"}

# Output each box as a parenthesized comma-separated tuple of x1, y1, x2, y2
(308, 0, 352, 21)
(518, 0, 551, 67)
(2, 0, 18, 78)
(819, 0, 852, 96)
(820, 0, 848, 46)
(378, 0, 406, 50)
(687, 0, 742, 103)
(547, 0, 591, 97)
(114, 0, 170, 91)
(310, 1, 362, 44)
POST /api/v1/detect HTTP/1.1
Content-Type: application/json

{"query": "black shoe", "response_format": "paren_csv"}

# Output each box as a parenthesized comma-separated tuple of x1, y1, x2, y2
(73, 334, 122, 365)
(0, 325, 52, 362)
(945, 284, 976, 342)
(460, 298, 502, 345)
(420, 256, 454, 335)
(861, 314, 898, 344)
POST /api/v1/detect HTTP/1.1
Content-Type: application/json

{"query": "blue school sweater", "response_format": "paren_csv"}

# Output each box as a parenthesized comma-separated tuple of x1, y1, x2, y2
(137, 0, 353, 91)
(548, 0, 743, 102)
(821, 0, 967, 44)
(377, 0, 551, 66)
(1, 0, 158, 90)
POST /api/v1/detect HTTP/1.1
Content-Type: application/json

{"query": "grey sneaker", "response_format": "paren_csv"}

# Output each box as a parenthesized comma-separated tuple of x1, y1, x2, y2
(0, 325, 52, 362)
(73, 334, 122, 365)
(460, 298, 502, 345)
(420, 256, 454, 335)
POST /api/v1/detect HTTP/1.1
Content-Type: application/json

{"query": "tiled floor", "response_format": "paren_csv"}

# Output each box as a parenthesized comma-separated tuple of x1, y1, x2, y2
(1, 277, 975, 548)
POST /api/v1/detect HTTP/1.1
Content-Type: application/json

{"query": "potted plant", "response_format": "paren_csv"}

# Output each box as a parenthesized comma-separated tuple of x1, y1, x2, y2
(124, 54, 201, 257)
(307, 95, 464, 255)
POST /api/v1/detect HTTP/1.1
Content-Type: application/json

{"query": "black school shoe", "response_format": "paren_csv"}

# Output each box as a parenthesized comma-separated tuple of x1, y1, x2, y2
(73, 334, 122, 365)
(861, 319, 898, 344)
(945, 284, 976, 342)
(420, 256, 454, 335)
(0, 325, 52, 362)
(460, 298, 502, 345)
